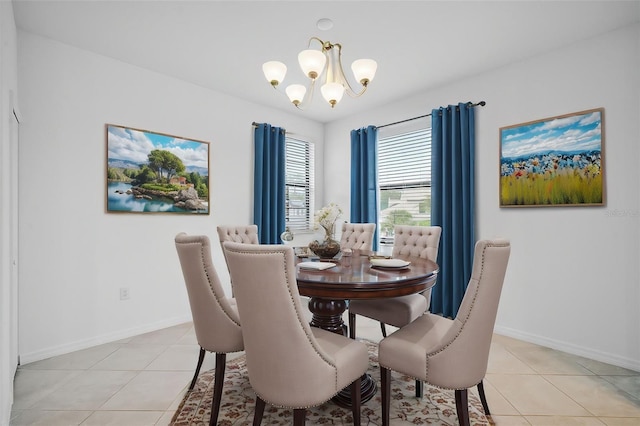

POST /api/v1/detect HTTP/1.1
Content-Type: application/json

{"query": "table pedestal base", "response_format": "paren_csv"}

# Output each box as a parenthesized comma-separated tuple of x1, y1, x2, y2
(307, 297, 377, 406)
(308, 298, 348, 335)
(333, 373, 378, 409)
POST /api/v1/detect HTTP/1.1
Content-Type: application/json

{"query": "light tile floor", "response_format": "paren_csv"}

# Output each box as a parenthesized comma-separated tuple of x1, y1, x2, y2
(10, 314, 640, 425)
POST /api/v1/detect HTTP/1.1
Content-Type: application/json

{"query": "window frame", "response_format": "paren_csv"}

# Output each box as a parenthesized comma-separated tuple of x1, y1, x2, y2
(377, 126, 432, 246)
(284, 135, 315, 232)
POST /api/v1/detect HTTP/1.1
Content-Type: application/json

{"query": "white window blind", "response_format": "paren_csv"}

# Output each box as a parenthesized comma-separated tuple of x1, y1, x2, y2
(285, 136, 315, 231)
(379, 128, 431, 188)
(378, 128, 432, 243)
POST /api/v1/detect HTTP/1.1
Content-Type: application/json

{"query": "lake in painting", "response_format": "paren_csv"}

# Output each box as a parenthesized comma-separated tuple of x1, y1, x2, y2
(107, 182, 198, 213)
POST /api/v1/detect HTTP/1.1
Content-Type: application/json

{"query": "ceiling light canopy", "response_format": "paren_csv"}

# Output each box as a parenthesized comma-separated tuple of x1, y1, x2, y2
(262, 37, 377, 109)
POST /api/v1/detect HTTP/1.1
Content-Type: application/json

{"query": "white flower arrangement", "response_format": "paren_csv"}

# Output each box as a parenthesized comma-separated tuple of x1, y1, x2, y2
(314, 202, 343, 239)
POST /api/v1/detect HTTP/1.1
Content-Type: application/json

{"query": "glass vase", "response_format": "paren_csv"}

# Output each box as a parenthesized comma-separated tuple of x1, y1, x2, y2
(308, 226, 341, 259)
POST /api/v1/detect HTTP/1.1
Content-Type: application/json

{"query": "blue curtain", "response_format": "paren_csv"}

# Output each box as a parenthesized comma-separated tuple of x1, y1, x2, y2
(430, 103, 476, 318)
(253, 123, 286, 244)
(350, 125, 379, 251)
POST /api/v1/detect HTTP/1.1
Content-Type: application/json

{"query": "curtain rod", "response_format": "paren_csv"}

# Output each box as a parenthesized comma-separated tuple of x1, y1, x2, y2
(252, 122, 282, 130)
(252, 122, 289, 136)
(252, 122, 285, 130)
(376, 101, 486, 129)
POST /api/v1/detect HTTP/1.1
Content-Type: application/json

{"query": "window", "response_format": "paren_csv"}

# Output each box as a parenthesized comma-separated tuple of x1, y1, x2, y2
(285, 136, 315, 231)
(378, 128, 431, 246)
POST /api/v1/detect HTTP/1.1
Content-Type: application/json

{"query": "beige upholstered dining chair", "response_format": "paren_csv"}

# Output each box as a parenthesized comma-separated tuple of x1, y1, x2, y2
(222, 241, 369, 426)
(340, 222, 376, 251)
(348, 225, 442, 339)
(348, 225, 441, 397)
(216, 225, 260, 292)
(378, 239, 511, 426)
(174, 233, 244, 426)
(216, 224, 259, 250)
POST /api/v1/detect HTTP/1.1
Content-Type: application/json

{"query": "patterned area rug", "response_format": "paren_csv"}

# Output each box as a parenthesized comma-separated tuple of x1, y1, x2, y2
(171, 341, 490, 425)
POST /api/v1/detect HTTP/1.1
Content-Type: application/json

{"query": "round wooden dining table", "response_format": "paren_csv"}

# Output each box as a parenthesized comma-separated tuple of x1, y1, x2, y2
(295, 249, 439, 407)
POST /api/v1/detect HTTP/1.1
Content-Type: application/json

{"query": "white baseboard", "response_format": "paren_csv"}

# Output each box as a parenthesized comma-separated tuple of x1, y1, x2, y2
(19, 315, 192, 365)
(494, 325, 640, 372)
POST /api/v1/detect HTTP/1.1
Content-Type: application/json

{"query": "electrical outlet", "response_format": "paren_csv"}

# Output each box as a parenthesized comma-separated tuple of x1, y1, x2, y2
(119, 287, 130, 300)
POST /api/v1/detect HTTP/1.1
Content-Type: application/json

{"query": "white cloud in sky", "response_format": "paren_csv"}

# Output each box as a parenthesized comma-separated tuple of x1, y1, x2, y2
(108, 128, 154, 163)
(502, 112, 601, 158)
(579, 112, 601, 126)
(108, 127, 208, 168)
(165, 142, 208, 169)
(538, 114, 582, 131)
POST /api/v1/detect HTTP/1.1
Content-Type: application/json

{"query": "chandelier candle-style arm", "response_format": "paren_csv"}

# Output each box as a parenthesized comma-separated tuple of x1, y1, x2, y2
(326, 42, 376, 97)
(262, 37, 377, 109)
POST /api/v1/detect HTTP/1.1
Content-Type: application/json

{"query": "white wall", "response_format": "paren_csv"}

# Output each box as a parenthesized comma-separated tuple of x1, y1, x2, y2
(325, 24, 640, 370)
(1, 1, 19, 422)
(16, 31, 324, 363)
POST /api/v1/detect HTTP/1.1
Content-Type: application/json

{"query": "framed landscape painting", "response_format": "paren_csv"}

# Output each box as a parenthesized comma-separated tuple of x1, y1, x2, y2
(499, 108, 605, 207)
(106, 124, 210, 214)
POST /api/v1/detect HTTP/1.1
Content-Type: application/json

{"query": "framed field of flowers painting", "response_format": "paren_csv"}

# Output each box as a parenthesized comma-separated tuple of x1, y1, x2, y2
(106, 124, 210, 214)
(499, 108, 605, 207)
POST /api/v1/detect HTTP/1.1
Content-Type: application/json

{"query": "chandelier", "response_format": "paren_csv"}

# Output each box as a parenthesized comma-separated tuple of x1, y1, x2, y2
(262, 37, 377, 109)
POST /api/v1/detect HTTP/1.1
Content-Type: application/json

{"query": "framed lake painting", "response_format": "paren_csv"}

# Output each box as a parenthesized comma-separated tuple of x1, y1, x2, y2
(106, 124, 210, 214)
(499, 108, 605, 207)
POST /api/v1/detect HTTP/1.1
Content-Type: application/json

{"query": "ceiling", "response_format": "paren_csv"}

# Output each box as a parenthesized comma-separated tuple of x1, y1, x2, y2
(12, 1, 640, 123)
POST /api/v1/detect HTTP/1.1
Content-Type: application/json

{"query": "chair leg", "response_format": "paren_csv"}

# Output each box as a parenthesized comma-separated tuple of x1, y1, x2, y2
(379, 322, 387, 338)
(381, 367, 391, 426)
(350, 375, 362, 426)
(477, 380, 490, 415)
(348, 312, 356, 339)
(415, 379, 423, 398)
(293, 408, 307, 426)
(253, 396, 266, 426)
(454, 389, 470, 426)
(188, 347, 206, 391)
(209, 353, 226, 426)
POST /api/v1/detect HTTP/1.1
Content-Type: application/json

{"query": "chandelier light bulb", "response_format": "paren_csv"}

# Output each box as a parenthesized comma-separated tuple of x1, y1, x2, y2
(262, 61, 287, 87)
(351, 59, 377, 86)
(286, 84, 307, 106)
(321, 82, 345, 108)
(298, 49, 326, 80)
